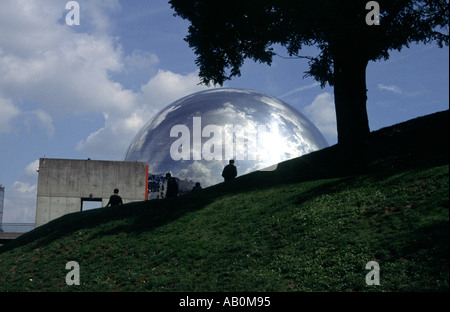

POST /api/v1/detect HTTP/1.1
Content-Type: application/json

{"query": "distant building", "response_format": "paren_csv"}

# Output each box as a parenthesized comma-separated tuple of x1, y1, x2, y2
(0, 185, 4, 232)
(35, 158, 148, 227)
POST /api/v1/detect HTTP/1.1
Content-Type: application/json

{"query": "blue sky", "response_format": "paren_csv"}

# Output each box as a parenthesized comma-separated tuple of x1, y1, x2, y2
(0, 0, 448, 223)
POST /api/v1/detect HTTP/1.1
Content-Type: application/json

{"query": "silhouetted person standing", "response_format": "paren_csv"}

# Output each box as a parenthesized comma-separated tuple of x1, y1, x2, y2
(106, 188, 123, 207)
(222, 159, 237, 182)
(165, 172, 179, 198)
(191, 182, 202, 191)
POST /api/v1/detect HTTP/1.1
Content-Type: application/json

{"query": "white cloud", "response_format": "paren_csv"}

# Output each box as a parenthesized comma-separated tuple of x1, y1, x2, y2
(12, 181, 36, 195)
(2, 181, 37, 223)
(0, 34, 133, 115)
(0, 2, 125, 156)
(78, 0, 122, 34)
(75, 110, 148, 160)
(24, 110, 55, 137)
(0, 1, 63, 57)
(139, 70, 208, 112)
(124, 50, 160, 73)
(377, 84, 403, 94)
(0, 1, 211, 161)
(2, 160, 40, 223)
(0, 96, 20, 133)
(1, 161, 39, 224)
(279, 82, 320, 98)
(0, 95, 56, 136)
(376, 83, 424, 98)
(0, 0, 134, 116)
(76, 70, 210, 160)
(24, 160, 40, 179)
(70, 68, 212, 160)
(303, 92, 337, 144)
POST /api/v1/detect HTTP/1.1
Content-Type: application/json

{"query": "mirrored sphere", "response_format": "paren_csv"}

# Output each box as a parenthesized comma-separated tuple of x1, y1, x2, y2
(124, 88, 328, 187)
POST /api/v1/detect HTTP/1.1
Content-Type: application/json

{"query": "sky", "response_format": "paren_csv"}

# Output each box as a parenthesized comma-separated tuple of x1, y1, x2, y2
(0, 0, 448, 224)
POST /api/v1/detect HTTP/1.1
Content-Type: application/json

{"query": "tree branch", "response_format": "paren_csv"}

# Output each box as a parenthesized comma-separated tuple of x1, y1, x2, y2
(274, 52, 314, 61)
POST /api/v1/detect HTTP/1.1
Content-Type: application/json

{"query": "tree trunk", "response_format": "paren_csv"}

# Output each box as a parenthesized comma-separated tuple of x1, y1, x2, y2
(333, 47, 370, 152)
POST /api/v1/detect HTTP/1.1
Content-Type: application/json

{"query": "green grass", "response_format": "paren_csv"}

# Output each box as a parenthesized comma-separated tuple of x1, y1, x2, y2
(0, 110, 448, 292)
(0, 165, 448, 291)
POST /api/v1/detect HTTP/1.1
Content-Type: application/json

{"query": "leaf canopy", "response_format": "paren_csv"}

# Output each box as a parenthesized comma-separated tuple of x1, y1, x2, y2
(170, 0, 449, 86)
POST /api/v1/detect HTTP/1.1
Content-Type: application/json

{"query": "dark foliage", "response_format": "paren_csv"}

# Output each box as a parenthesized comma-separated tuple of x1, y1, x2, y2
(170, 0, 448, 147)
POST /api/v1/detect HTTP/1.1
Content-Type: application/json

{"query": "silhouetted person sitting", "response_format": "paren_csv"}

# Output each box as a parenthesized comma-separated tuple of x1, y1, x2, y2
(192, 182, 202, 191)
(222, 159, 237, 182)
(106, 188, 123, 207)
(165, 172, 179, 198)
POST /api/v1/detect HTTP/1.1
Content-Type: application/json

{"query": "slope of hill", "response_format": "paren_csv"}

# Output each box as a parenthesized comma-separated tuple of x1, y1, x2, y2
(0, 110, 448, 292)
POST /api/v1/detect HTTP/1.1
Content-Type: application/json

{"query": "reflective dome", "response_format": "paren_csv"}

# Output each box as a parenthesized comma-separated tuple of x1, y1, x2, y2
(125, 88, 328, 187)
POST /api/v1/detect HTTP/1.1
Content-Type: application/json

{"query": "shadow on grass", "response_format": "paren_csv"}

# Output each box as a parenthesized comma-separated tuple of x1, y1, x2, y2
(0, 189, 217, 253)
(1, 110, 448, 254)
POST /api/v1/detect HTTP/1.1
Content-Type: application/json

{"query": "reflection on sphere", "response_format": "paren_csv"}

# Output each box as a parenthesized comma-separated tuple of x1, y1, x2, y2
(125, 88, 328, 187)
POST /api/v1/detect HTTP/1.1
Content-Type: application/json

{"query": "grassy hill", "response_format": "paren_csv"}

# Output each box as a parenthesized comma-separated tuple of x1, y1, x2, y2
(0, 111, 448, 292)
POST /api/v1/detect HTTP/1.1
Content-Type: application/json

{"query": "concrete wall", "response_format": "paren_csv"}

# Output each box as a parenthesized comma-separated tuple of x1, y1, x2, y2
(35, 158, 148, 227)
